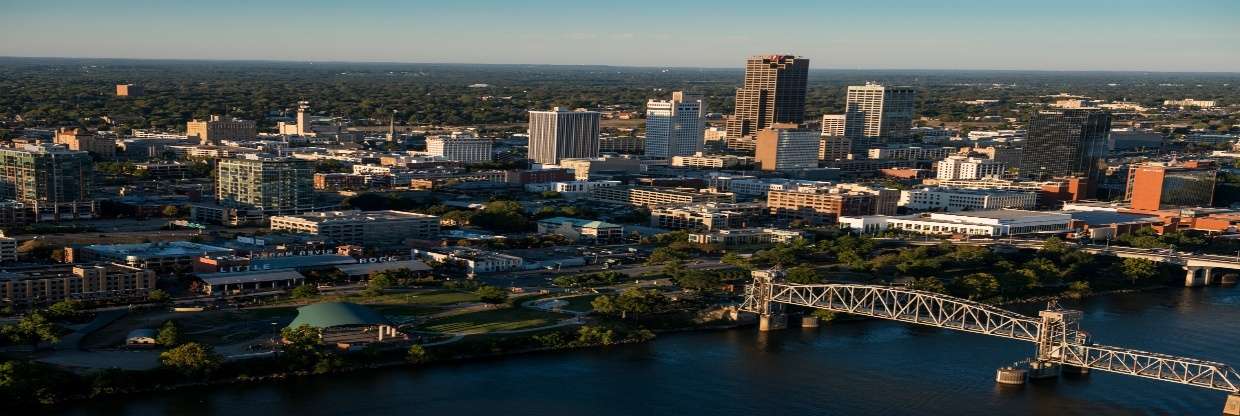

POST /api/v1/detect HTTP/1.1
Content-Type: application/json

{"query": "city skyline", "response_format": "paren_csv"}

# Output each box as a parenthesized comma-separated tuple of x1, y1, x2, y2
(2, 0, 1238, 72)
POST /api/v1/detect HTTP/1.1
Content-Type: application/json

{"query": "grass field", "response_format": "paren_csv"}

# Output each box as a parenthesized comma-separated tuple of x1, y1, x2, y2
(416, 307, 563, 334)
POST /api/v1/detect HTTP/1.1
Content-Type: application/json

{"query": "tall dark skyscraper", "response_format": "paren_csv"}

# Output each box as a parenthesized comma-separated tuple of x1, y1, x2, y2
(725, 55, 809, 138)
(1019, 109, 1112, 184)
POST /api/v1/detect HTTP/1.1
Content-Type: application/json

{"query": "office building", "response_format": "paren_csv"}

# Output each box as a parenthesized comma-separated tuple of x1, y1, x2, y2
(670, 153, 755, 168)
(821, 114, 847, 137)
(528, 108, 600, 165)
(55, 128, 115, 158)
(819, 136, 852, 161)
(645, 91, 706, 158)
(0, 143, 95, 222)
(186, 115, 257, 144)
(936, 155, 1007, 180)
(755, 125, 819, 171)
(558, 155, 641, 180)
(536, 217, 625, 244)
(1163, 99, 1216, 108)
(726, 55, 809, 138)
(844, 83, 917, 140)
(216, 157, 314, 214)
(0, 263, 156, 306)
(840, 210, 1071, 237)
(1019, 109, 1111, 184)
(589, 186, 735, 208)
(767, 188, 878, 224)
(651, 202, 765, 230)
(426, 133, 493, 163)
(1125, 161, 1218, 211)
(866, 146, 955, 161)
(412, 247, 524, 276)
(599, 136, 644, 154)
(899, 187, 1038, 212)
(269, 210, 440, 245)
(115, 83, 143, 97)
(688, 228, 808, 246)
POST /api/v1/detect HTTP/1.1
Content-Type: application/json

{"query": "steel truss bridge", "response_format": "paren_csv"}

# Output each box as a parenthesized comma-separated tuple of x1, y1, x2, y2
(739, 278, 1240, 395)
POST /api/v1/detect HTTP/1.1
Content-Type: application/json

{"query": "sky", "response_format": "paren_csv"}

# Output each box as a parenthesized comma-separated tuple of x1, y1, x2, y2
(2, 0, 1238, 72)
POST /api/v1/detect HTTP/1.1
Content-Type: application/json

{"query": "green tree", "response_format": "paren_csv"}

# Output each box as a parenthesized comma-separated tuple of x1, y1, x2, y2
(45, 300, 82, 320)
(291, 284, 319, 299)
(906, 277, 947, 293)
(673, 269, 721, 291)
(159, 342, 221, 377)
(1121, 258, 1158, 284)
(951, 273, 1000, 300)
(1064, 281, 1092, 299)
(999, 269, 1039, 295)
(590, 295, 615, 314)
(157, 320, 181, 346)
(148, 289, 171, 304)
(2, 312, 59, 347)
(280, 325, 324, 371)
(406, 345, 430, 364)
(161, 205, 181, 218)
(720, 252, 751, 270)
(365, 273, 394, 295)
(475, 285, 508, 304)
(784, 266, 822, 284)
(1040, 236, 1070, 256)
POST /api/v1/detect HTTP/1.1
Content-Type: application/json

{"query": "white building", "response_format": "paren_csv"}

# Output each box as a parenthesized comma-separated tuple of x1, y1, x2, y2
(866, 146, 956, 161)
(899, 187, 1037, 212)
(839, 210, 1071, 236)
(426, 133, 493, 163)
(687, 228, 808, 246)
(670, 153, 754, 168)
(845, 83, 917, 140)
(411, 247, 524, 276)
(645, 91, 705, 159)
(756, 127, 819, 171)
(936, 155, 1007, 180)
(528, 107, 600, 165)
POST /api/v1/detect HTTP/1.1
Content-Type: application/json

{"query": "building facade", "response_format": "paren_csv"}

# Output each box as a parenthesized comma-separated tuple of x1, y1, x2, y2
(844, 83, 917, 141)
(767, 189, 877, 224)
(54, 128, 115, 159)
(645, 91, 706, 158)
(1125, 161, 1217, 211)
(269, 210, 440, 245)
(1019, 109, 1111, 182)
(0, 144, 95, 222)
(589, 186, 736, 208)
(899, 187, 1038, 212)
(755, 125, 819, 171)
(0, 263, 156, 306)
(528, 108, 600, 165)
(186, 115, 257, 144)
(426, 134, 493, 163)
(936, 155, 1007, 180)
(216, 157, 315, 214)
(726, 55, 809, 138)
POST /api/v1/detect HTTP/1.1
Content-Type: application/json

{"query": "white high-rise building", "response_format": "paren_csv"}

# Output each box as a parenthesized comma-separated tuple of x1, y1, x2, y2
(845, 83, 917, 140)
(528, 108, 600, 165)
(755, 125, 820, 171)
(645, 91, 705, 159)
(426, 133, 493, 163)
(821, 114, 847, 137)
(936, 155, 1007, 180)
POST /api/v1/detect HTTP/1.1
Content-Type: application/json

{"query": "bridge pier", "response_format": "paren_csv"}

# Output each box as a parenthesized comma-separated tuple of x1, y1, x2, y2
(995, 366, 1027, 385)
(800, 315, 819, 328)
(1028, 360, 1061, 380)
(758, 314, 787, 331)
(1185, 266, 1215, 287)
(1224, 394, 1240, 416)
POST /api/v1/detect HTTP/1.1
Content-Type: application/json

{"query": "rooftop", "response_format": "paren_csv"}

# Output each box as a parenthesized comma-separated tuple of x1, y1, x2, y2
(85, 241, 233, 258)
(287, 302, 390, 329)
(538, 216, 621, 229)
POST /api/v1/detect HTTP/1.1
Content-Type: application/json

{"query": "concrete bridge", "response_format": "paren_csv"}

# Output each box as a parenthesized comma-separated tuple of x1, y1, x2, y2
(900, 237, 1240, 287)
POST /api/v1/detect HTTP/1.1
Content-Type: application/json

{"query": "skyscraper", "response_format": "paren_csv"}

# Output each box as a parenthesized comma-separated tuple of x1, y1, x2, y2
(216, 157, 314, 214)
(0, 143, 95, 220)
(1019, 109, 1112, 183)
(528, 107, 600, 165)
(726, 55, 809, 138)
(645, 91, 706, 158)
(755, 124, 819, 171)
(844, 83, 916, 141)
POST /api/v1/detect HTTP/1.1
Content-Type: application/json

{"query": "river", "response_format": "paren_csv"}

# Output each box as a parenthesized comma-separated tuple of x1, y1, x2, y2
(61, 286, 1240, 415)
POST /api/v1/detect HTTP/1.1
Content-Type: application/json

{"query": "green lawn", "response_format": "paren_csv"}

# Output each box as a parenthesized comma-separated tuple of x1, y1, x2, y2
(417, 307, 563, 334)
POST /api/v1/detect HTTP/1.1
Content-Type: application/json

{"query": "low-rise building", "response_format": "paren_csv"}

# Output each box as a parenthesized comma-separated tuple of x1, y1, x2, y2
(766, 187, 881, 224)
(536, 217, 625, 244)
(0, 263, 156, 306)
(687, 228, 808, 246)
(425, 133, 493, 163)
(651, 202, 765, 230)
(269, 210, 440, 245)
(589, 186, 735, 208)
(899, 187, 1038, 212)
(412, 247, 524, 276)
(72, 241, 235, 274)
(840, 210, 1071, 236)
(935, 155, 1006, 180)
(670, 153, 755, 168)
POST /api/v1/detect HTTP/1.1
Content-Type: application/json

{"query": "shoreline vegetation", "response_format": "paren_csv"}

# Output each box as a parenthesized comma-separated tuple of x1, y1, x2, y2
(3, 234, 1222, 410)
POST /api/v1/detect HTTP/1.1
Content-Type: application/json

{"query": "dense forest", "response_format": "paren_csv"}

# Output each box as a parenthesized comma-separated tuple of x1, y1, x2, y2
(1, 57, 1238, 133)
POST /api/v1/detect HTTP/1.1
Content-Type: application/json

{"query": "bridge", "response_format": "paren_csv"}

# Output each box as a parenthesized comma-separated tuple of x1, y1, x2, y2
(904, 238, 1240, 287)
(738, 269, 1240, 415)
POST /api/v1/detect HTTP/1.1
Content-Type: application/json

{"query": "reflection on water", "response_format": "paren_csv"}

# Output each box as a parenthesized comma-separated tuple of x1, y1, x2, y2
(62, 286, 1239, 416)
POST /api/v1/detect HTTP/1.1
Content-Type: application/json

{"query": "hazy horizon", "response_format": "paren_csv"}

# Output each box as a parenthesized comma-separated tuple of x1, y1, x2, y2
(2, 0, 1238, 72)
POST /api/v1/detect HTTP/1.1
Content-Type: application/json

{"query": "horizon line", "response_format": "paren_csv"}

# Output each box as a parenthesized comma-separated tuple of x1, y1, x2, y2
(2, 55, 1239, 76)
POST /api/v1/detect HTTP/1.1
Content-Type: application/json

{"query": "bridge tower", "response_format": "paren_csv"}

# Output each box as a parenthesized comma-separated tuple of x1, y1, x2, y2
(750, 268, 787, 331)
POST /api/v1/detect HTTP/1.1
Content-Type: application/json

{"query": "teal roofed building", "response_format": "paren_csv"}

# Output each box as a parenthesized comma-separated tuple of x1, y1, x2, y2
(286, 302, 405, 347)
(536, 216, 624, 244)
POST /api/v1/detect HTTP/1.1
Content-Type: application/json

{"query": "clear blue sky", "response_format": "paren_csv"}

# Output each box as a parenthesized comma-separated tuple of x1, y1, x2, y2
(2, 0, 1238, 72)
